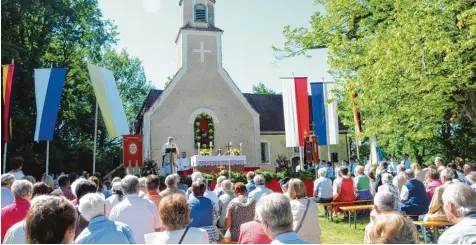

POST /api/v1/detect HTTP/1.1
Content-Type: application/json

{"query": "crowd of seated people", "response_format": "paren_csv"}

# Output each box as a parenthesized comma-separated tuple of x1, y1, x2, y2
(2, 154, 476, 244)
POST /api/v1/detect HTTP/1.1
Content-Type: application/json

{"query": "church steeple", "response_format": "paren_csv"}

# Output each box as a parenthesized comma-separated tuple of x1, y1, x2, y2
(179, 0, 216, 28)
(175, 0, 223, 72)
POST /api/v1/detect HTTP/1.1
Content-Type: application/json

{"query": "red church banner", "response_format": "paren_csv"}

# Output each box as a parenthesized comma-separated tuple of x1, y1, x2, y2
(123, 135, 143, 168)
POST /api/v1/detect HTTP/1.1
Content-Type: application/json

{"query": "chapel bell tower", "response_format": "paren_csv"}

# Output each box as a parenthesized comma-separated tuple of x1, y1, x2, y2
(179, 0, 216, 28)
(176, 0, 222, 71)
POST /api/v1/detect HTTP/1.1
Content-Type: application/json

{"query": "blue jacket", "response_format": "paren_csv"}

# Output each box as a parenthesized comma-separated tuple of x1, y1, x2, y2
(189, 196, 214, 227)
(401, 179, 429, 215)
(246, 181, 256, 193)
(75, 216, 135, 244)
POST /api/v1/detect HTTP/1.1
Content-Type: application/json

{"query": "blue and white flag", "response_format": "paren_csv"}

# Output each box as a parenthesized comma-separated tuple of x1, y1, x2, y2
(34, 68, 67, 142)
(310, 82, 340, 146)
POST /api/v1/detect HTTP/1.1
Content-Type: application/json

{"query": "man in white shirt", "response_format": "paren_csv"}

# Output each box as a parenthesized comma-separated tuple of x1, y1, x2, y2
(393, 165, 407, 193)
(295, 164, 302, 173)
(178, 152, 191, 173)
(7, 157, 25, 180)
(388, 155, 399, 175)
(435, 157, 446, 173)
(161, 136, 179, 175)
(438, 183, 476, 244)
(109, 175, 162, 244)
(1, 174, 15, 209)
(400, 154, 412, 170)
(249, 174, 272, 201)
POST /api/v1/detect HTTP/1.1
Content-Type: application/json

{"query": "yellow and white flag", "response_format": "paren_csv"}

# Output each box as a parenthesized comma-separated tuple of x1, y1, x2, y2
(87, 64, 129, 138)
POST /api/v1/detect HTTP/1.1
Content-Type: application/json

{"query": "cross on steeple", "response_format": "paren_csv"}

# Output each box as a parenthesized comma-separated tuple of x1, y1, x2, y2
(193, 42, 211, 63)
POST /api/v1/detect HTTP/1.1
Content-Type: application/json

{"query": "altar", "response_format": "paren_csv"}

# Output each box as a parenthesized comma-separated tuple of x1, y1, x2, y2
(191, 155, 246, 173)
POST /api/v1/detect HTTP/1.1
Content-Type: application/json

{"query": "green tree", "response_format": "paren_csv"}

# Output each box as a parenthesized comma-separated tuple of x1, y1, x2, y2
(274, 0, 476, 163)
(252, 82, 276, 94)
(1, 0, 152, 176)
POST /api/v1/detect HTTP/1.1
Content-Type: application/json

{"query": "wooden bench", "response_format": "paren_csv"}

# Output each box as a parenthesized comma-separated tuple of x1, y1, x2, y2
(339, 205, 374, 228)
(319, 199, 373, 221)
(217, 239, 237, 244)
(413, 221, 453, 242)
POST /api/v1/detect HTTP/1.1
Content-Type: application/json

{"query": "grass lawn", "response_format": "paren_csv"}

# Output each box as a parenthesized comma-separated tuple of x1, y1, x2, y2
(317, 205, 369, 244)
(316, 205, 430, 244)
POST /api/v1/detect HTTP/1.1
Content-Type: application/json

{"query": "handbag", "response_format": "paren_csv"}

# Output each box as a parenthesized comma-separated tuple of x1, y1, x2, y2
(294, 199, 311, 233)
(178, 226, 190, 244)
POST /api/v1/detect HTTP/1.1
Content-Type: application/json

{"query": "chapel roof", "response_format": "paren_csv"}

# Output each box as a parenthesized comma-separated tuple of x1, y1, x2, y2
(180, 23, 223, 33)
(179, 0, 216, 6)
(134, 89, 347, 134)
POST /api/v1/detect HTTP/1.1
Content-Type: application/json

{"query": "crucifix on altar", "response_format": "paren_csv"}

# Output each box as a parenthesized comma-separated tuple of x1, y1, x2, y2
(225, 142, 232, 155)
(217, 164, 226, 172)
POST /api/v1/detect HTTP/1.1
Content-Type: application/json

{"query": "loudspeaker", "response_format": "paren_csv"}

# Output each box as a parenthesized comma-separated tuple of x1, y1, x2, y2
(331, 152, 338, 163)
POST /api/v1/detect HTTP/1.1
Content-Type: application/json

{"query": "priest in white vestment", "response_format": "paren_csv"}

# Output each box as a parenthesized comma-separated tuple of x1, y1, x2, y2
(161, 136, 179, 175)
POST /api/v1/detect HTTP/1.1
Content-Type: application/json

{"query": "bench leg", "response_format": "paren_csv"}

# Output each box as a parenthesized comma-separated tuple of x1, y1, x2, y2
(433, 227, 438, 243)
(330, 205, 334, 222)
(348, 211, 351, 227)
(354, 211, 357, 229)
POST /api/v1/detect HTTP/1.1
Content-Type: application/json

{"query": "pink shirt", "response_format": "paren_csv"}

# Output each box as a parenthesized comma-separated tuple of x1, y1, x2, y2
(238, 220, 271, 244)
(426, 179, 442, 201)
(1, 198, 30, 242)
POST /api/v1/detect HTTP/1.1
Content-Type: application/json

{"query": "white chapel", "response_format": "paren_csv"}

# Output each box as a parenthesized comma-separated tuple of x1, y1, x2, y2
(136, 0, 349, 173)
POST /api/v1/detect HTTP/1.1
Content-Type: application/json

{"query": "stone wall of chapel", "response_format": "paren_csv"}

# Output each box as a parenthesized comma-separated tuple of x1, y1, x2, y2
(149, 34, 259, 168)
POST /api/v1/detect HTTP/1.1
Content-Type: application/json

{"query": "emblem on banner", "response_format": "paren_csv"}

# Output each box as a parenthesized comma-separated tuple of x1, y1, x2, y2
(123, 135, 143, 168)
(129, 143, 137, 155)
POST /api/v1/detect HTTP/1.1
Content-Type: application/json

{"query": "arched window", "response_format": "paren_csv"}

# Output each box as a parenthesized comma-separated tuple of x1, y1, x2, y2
(194, 4, 207, 23)
(260, 141, 270, 164)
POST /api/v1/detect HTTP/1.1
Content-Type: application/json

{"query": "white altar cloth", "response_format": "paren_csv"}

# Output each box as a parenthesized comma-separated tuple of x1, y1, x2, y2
(191, 155, 247, 167)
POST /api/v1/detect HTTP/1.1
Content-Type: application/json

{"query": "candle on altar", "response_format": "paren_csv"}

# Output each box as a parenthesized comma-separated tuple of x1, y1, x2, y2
(197, 142, 200, 155)
(239, 143, 242, 154)
(210, 141, 213, 154)
(228, 142, 232, 175)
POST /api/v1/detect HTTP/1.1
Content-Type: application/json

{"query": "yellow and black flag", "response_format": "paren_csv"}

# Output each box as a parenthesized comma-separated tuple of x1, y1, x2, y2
(2, 64, 20, 143)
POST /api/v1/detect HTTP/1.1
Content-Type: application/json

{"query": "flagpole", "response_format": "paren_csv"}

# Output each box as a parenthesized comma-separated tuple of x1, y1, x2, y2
(3, 144, 7, 173)
(355, 133, 360, 160)
(93, 101, 98, 174)
(46, 141, 50, 175)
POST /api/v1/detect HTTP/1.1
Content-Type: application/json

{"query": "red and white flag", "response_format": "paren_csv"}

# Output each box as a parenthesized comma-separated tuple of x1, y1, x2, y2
(282, 77, 310, 147)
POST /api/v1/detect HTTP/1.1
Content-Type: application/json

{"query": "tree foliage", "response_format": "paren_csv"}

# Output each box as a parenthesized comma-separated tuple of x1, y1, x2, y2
(1, 0, 152, 176)
(252, 82, 276, 95)
(275, 0, 476, 163)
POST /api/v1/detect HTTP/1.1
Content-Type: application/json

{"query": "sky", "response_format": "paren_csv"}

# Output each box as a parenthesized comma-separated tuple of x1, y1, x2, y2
(98, 0, 331, 93)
